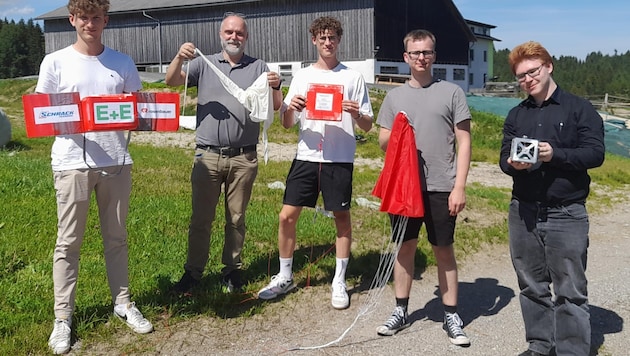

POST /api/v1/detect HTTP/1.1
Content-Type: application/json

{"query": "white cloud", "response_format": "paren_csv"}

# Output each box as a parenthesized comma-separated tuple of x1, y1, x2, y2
(0, 6, 34, 19)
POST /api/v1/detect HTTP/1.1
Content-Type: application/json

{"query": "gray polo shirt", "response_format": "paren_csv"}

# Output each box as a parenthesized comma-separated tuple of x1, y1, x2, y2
(187, 52, 269, 147)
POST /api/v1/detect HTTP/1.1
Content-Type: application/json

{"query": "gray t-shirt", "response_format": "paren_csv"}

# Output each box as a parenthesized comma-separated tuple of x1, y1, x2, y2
(376, 79, 471, 192)
(187, 52, 269, 147)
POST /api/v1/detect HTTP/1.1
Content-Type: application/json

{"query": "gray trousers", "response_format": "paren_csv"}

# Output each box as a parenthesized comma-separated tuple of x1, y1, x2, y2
(53, 166, 132, 319)
(185, 149, 258, 280)
(508, 199, 590, 356)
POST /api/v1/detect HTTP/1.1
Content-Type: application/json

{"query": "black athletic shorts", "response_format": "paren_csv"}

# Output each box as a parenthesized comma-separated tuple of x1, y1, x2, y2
(283, 160, 353, 211)
(389, 191, 456, 246)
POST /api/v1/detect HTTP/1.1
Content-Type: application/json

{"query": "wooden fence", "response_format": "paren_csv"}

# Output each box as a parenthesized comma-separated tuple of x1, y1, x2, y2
(589, 94, 630, 118)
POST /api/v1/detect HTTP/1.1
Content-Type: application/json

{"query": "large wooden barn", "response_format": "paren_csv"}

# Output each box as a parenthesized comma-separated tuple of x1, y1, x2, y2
(37, 0, 498, 91)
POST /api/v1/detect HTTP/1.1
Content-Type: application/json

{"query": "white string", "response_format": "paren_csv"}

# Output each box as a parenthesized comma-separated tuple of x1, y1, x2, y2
(182, 60, 189, 117)
(289, 216, 408, 351)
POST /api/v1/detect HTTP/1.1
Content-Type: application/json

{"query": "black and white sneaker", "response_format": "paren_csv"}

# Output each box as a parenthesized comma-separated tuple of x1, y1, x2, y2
(443, 312, 470, 346)
(114, 302, 153, 334)
(376, 306, 410, 336)
(222, 270, 244, 293)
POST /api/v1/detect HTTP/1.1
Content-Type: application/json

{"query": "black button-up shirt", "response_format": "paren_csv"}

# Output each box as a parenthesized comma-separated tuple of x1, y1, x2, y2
(500, 86, 605, 205)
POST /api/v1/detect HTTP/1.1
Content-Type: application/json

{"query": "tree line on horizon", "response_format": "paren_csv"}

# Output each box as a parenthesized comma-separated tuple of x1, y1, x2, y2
(493, 48, 630, 98)
(1, 18, 629, 98)
(0, 18, 45, 79)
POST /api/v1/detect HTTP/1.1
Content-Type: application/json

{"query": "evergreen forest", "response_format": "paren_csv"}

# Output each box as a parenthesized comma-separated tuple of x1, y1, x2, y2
(493, 48, 630, 97)
(0, 19, 45, 79)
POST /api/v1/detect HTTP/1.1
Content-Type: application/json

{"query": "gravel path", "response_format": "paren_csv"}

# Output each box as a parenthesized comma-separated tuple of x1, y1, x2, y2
(78, 133, 629, 355)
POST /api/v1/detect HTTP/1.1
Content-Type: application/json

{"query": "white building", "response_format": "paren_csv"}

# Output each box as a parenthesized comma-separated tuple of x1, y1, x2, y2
(466, 19, 501, 90)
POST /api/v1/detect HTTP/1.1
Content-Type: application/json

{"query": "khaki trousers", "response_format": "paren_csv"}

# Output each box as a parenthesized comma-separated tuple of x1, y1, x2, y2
(185, 149, 258, 279)
(52, 165, 132, 319)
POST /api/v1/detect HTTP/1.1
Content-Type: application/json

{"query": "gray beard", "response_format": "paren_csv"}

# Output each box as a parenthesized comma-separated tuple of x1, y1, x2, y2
(222, 42, 245, 56)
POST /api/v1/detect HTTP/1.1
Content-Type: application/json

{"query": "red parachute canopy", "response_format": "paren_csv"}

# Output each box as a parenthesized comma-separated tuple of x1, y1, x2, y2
(372, 111, 424, 217)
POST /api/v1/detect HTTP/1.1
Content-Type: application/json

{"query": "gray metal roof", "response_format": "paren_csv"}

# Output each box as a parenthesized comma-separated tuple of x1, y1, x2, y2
(36, 0, 258, 20)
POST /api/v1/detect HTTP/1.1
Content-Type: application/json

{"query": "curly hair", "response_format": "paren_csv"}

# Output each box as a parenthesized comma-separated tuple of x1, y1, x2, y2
(67, 0, 110, 16)
(508, 41, 553, 74)
(309, 16, 343, 38)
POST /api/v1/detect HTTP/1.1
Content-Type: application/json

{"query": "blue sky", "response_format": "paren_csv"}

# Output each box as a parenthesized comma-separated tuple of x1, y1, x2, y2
(2, 0, 629, 60)
(0, 0, 65, 21)
(453, 0, 630, 59)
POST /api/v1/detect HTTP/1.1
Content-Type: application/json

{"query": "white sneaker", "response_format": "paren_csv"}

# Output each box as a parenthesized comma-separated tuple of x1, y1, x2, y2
(114, 302, 153, 334)
(257, 274, 296, 300)
(48, 318, 71, 354)
(331, 279, 349, 309)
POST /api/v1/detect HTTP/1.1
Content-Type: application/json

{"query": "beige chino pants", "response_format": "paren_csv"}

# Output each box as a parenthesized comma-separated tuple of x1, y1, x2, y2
(52, 165, 132, 319)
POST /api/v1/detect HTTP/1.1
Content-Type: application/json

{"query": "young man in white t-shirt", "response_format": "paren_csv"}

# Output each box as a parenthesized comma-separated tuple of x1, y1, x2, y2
(257, 16, 373, 309)
(36, 0, 152, 353)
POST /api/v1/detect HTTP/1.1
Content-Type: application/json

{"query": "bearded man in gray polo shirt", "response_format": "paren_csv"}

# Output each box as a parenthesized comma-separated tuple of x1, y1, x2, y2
(165, 13, 282, 294)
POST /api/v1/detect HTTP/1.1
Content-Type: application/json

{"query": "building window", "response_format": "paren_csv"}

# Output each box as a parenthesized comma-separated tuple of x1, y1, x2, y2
(483, 51, 487, 62)
(433, 68, 446, 80)
(469, 49, 475, 61)
(469, 73, 474, 85)
(380, 66, 399, 74)
(453, 68, 465, 81)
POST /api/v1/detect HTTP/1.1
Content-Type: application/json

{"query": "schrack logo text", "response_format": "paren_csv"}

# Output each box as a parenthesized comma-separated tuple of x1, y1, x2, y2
(33, 104, 80, 124)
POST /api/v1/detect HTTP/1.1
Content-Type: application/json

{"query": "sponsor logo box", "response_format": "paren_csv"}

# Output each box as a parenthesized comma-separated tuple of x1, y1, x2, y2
(81, 94, 138, 132)
(22, 93, 83, 137)
(134, 92, 180, 131)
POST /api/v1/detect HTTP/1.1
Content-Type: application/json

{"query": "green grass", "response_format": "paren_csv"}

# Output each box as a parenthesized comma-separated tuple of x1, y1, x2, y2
(1, 78, 630, 354)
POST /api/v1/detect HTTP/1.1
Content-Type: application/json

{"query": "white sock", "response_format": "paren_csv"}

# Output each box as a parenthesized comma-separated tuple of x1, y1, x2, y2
(279, 257, 293, 279)
(334, 257, 349, 282)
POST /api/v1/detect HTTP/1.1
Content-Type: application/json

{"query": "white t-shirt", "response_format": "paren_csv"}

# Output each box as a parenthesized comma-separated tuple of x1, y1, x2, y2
(284, 63, 373, 163)
(36, 45, 142, 171)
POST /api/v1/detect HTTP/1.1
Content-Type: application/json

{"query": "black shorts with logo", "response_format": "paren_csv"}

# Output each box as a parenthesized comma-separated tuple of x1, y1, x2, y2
(283, 160, 353, 211)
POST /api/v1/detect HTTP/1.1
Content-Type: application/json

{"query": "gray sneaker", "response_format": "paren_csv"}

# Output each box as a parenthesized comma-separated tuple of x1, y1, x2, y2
(114, 302, 153, 334)
(443, 312, 470, 346)
(48, 318, 71, 354)
(376, 306, 409, 336)
(257, 274, 296, 300)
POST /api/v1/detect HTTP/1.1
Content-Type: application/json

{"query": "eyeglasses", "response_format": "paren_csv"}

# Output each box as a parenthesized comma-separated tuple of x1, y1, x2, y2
(515, 65, 543, 81)
(223, 12, 246, 19)
(317, 35, 339, 43)
(406, 50, 435, 60)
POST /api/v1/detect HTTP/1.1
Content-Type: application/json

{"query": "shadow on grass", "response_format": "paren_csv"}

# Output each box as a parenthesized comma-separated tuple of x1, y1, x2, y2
(1, 140, 31, 151)
(136, 245, 430, 321)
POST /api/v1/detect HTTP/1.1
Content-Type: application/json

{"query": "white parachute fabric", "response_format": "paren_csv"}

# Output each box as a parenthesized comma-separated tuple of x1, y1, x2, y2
(194, 48, 274, 163)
